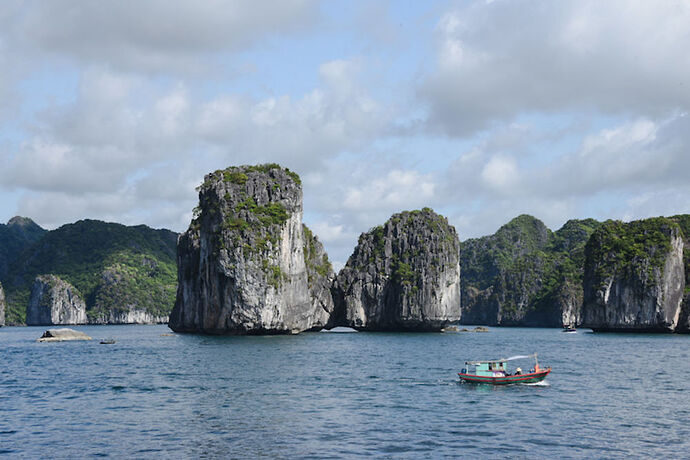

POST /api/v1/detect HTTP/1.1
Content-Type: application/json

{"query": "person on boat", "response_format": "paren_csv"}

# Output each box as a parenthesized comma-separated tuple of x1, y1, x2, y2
(515, 367, 522, 375)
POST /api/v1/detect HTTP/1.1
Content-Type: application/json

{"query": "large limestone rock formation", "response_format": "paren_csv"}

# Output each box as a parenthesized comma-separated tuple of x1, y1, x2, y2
(0, 282, 5, 326)
(581, 218, 686, 332)
(459, 216, 600, 327)
(169, 164, 334, 334)
(334, 208, 461, 331)
(25, 275, 87, 325)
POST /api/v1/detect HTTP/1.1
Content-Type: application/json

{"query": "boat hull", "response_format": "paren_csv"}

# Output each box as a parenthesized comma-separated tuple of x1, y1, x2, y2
(458, 368, 551, 385)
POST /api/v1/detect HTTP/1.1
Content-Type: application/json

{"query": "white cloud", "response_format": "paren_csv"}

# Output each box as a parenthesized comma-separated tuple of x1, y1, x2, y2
(342, 170, 435, 212)
(480, 155, 518, 192)
(440, 112, 690, 239)
(2, 0, 690, 270)
(13, 0, 317, 73)
(422, 0, 690, 135)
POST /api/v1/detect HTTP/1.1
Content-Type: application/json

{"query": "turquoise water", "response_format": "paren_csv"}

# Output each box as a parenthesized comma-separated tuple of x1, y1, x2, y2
(2, 325, 689, 458)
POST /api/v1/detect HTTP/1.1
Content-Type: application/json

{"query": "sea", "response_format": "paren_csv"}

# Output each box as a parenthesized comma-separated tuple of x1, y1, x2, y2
(1, 325, 689, 458)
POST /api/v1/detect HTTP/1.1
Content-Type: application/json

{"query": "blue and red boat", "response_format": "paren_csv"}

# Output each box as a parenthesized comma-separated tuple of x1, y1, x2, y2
(458, 353, 551, 385)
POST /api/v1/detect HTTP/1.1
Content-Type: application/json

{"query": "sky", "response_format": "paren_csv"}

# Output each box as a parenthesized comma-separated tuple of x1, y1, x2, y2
(1, 0, 689, 268)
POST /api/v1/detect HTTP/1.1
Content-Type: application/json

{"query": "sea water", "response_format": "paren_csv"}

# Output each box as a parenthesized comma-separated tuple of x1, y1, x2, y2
(2, 325, 689, 458)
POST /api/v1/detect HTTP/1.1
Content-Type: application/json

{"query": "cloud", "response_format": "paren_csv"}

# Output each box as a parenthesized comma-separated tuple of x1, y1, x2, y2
(195, 59, 386, 170)
(13, 0, 317, 73)
(538, 115, 690, 198)
(422, 0, 690, 135)
(1, 56, 393, 249)
(480, 155, 519, 192)
(342, 169, 436, 213)
(440, 113, 690, 238)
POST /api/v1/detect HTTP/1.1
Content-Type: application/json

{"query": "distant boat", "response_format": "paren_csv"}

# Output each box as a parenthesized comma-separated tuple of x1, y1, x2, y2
(458, 353, 551, 385)
(562, 325, 577, 333)
(100, 339, 116, 344)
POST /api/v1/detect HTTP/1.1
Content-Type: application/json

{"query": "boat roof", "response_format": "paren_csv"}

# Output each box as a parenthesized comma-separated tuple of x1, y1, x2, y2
(465, 354, 536, 365)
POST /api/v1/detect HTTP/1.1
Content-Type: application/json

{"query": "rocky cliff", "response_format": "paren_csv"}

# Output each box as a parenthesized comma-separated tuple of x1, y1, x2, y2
(668, 215, 689, 332)
(334, 208, 461, 331)
(88, 309, 168, 325)
(0, 282, 5, 326)
(25, 275, 87, 325)
(302, 224, 336, 330)
(581, 218, 685, 332)
(169, 164, 333, 334)
(460, 215, 600, 327)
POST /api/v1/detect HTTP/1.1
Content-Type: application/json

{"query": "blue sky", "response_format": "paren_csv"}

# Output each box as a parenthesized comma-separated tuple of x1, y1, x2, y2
(1, 0, 689, 267)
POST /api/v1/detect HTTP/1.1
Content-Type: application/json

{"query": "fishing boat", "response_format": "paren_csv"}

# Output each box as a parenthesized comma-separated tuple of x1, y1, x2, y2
(562, 325, 577, 333)
(458, 353, 551, 385)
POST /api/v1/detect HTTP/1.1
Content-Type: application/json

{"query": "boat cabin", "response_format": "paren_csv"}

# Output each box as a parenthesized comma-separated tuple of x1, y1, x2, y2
(465, 359, 509, 377)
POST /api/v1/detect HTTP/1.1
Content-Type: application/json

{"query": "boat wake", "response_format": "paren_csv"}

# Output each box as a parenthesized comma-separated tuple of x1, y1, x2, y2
(523, 380, 550, 387)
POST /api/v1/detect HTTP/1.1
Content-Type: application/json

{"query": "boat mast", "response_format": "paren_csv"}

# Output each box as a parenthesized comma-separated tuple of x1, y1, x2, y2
(534, 353, 539, 368)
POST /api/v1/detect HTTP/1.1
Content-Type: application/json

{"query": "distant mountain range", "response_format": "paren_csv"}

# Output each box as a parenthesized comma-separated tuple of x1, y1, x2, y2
(0, 217, 177, 325)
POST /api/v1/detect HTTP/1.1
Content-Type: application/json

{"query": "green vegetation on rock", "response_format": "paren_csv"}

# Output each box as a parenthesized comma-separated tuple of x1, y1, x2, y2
(302, 224, 333, 286)
(3, 220, 177, 324)
(460, 215, 602, 326)
(585, 217, 678, 285)
(0, 217, 47, 280)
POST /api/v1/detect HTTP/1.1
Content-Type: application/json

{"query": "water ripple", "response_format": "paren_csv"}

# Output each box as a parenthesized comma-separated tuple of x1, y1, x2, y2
(1, 325, 689, 458)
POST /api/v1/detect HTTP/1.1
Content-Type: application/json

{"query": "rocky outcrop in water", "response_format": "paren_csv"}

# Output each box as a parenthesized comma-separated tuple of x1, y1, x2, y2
(169, 164, 334, 334)
(26, 275, 87, 325)
(0, 282, 5, 326)
(334, 208, 461, 331)
(460, 215, 600, 327)
(581, 218, 686, 332)
(37, 328, 91, 342)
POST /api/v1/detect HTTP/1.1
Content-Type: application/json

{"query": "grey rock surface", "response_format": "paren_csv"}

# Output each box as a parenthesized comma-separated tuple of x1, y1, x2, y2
(37, 328, 92, 342)
(169, 164, 334, 334)
(26, 275, 87, 326)
(672, 215, 690, 333)
(89, 310, 168, 325)
(334, 208, 461, 331)
(581, 219, 686, 332)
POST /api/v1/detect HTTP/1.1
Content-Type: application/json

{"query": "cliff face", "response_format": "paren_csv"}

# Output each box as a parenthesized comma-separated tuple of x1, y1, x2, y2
(581, 218, 686, 332)
(170, 164, 332, 334)
(88, 309, 168, 325)
(25, 275, 87, 325)
(302, 225, 336, 330)
(334, 208, 460, 331)
(0, 282, 5, 326)
(668, 215, 690, 332)
(460, 215, 600, 327)
(87, 255, 176, 324)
